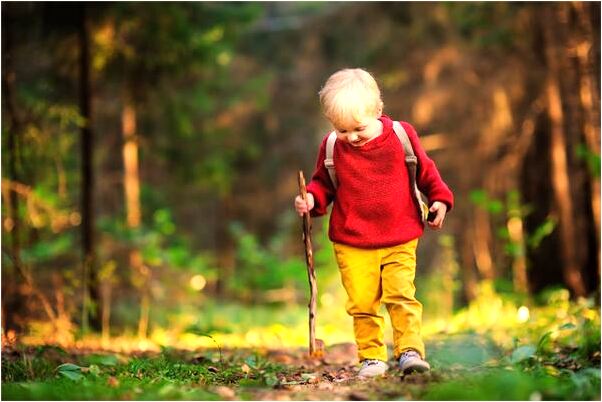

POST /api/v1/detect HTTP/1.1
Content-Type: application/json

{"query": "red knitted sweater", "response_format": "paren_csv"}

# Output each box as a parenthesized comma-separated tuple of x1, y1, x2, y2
(306, 115, 454, 248)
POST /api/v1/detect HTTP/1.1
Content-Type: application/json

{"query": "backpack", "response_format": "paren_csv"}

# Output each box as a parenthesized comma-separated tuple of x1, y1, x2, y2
(323, 121, 430, 222)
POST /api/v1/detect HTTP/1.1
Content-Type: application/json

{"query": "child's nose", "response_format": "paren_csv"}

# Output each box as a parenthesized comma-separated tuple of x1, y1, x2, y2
(348, 133, 359, 142)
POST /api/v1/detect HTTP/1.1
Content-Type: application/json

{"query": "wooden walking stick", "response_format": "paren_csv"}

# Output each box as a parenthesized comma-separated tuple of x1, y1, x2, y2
(298, 170, 325, 359)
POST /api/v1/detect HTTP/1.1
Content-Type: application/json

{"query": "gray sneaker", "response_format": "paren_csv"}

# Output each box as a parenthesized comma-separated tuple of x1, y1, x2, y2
(358, 359, 388, 378)
(398, 350, 430, 374)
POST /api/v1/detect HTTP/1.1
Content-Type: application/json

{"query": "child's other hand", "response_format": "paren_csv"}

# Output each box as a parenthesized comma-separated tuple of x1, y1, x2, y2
(427, 201, 447, 230)
(295, 193, 315, 216)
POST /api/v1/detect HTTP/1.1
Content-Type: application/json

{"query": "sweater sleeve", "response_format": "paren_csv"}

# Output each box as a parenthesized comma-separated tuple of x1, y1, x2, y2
(402, 122, 454, 211)
(305, 135, 336, 217)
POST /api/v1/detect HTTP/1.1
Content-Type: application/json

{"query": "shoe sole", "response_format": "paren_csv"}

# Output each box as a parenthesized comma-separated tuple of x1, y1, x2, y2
(357, 370, 387, 378)
(401, 364, 430, 375)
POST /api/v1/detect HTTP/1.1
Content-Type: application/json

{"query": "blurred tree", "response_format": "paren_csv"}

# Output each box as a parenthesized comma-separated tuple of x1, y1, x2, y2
(2, 4, 26, 335)
(77, 3, 101, 332)
(521, 2, 599, 296)
(89, 2, 265, 334)
(1, 2, 91, 342)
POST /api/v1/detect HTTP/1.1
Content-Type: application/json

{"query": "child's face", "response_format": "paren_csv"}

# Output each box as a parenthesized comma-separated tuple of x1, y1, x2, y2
(332, 113, 382, 147)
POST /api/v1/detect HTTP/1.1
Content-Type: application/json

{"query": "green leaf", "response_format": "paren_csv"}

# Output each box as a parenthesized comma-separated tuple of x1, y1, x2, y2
(21, 235, 74, 264)
(84, 354, 119, 366)
(88, 364, 101, 376)
(57, 363, 82, 371)
(469, 189, 488, 206)
(527, 218, 557, 249)
(558, 322, 576, 330)
(537, 331, 553, 352)
(487, 200, 504, 214)
(511, 345, 536, 364)
(575, 143, 601, 178)
(264, 373, 279, 387)
(497, 227, 510, 240)
(57, 363, 84, 381)
(244, 356, 257, 369)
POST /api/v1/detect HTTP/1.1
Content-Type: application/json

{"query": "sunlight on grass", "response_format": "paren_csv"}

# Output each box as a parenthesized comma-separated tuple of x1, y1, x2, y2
(4, 287, 599, 401)
(14, 285, 599, 362)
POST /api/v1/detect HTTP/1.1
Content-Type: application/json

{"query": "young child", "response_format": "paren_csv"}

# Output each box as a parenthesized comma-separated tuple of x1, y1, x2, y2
(294, 68, 454, 377)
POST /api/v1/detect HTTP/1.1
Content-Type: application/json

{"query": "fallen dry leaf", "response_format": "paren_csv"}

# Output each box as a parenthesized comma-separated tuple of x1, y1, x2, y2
(316, 382, 334, 391)
(214, 386, 236, 399)
(107, 376, 119, 388)
(268, 351, 295, 365)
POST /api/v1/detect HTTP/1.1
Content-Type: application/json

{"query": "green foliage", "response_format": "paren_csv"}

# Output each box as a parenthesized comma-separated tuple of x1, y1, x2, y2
(56, 363, 85, 381)
(423, 299, 600, 400)
(445, 2, 517, 50)
(81, 354, 119, 367)
(470, 188, 559, 264)
(469, 189, 504, 214)
(575, 143, 601, 178)
(1, 355, 55, 383)
(98, 207, 214, 275)
(423, 368, 594, 400)
(2, 349, 294, 400)
(2, 374, 221, 401)
(511, 345, 537, 364)
(527, 217, 557, 250)
(229, 222, 306, 297)
(20, 233, 74, 264)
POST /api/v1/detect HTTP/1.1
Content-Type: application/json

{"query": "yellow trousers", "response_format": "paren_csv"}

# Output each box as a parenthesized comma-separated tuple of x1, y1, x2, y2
(333, 239, 425, 362)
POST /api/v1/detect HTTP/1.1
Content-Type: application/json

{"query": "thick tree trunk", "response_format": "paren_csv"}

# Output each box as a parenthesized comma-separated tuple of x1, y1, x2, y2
(542, 5, 587, 297)
(572, 1, 601, 285)
(79, 4, 101, 332)
(1, 24, 26, 337)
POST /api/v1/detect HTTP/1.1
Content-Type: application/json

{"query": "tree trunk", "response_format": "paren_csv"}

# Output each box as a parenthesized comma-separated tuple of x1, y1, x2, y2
(79, 4, 101, 332)
(472, 208, 495, 281)
(1, 23, 26, 336)
(542, 5, 587, 297)
(459, 225, 477, 303)
(506, 193, 528, 293)
(215, 196, 235, 297)
(121, 95, 150, 339)
(572, 1, 601, 285)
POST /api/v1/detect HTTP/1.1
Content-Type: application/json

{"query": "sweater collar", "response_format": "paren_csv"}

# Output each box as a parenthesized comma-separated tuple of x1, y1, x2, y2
(350, 114, 393, 151)
(380, 114, 394, 136)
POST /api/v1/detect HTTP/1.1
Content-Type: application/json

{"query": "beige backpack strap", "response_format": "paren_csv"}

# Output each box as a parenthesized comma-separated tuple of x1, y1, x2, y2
(324, 131, 338, 189)
(393, 121, 429, 221)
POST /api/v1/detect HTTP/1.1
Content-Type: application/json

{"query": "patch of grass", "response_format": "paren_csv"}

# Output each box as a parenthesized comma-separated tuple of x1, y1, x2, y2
(2, 295, 599, 400)
(1, 355, 56, 382)
(422, 367, 600, 400)
(2, 350, 294, 400)
(2, 376, 221, 401)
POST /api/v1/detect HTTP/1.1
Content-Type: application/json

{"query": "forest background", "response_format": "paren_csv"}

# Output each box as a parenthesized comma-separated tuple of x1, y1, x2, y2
(1, 2, 600, 400)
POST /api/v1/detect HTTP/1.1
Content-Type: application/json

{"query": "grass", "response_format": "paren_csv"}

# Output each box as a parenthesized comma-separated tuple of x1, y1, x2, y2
(2, 291, 600, 400)
(3, 340, 599, 400)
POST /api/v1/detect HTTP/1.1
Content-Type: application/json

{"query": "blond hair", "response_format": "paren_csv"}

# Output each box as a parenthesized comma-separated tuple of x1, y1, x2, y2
(319, 68, 384, 127)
